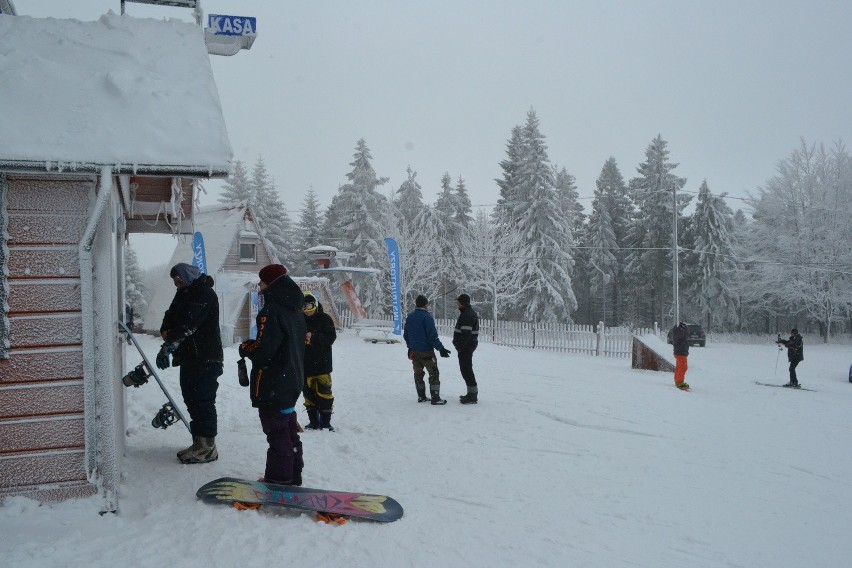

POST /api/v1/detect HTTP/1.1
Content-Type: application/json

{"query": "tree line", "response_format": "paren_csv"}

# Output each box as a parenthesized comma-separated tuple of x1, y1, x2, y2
(128, 109, 852, 341)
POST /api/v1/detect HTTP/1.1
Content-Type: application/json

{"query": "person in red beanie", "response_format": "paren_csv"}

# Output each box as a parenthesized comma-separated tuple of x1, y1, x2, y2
(239, 264, 307, 485)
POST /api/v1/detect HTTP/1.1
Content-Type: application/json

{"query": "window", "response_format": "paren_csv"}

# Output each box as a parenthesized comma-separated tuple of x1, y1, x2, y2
(239, 242, 256, 263)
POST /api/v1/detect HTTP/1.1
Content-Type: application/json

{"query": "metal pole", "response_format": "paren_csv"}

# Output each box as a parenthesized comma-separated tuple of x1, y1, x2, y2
(672, 181, 679, 325)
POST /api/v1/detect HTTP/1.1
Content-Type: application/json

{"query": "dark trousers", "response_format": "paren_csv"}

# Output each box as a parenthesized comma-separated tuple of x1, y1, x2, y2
(258, 409, 304, 484)
(789, 360, 800, 383)
(458, 345, 477, 387)
(179, 362, 222, 438)
(411, 351, 440, 389)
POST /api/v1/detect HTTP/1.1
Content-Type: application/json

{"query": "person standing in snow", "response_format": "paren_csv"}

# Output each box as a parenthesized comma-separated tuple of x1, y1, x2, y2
(403, 294, 451, 405)
(452, 293, 480, 404)
(301, 291, 337, 431)
(776, 328, 804, 388)
(239, 264, 306, 485)
(670, 321, 690, 391)
(158, 262, 223, 464)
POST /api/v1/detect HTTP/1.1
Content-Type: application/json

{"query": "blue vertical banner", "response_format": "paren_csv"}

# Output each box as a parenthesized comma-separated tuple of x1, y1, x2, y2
(384, 237, 402, 336)
(192, 231, 207, 275)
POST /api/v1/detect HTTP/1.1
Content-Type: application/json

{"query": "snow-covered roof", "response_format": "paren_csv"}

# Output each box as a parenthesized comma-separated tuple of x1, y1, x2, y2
(142, 202, 261, 330)
(0, 13, 232, 176)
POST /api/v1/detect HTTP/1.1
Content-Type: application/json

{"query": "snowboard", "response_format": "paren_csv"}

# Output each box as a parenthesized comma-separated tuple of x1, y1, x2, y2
(118, 321, 191, 432)
(197, 477, 404, 522)
(755, 381, 816, 392)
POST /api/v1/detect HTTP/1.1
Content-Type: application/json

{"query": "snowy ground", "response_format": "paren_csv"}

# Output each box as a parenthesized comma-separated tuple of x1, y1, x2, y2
(3, 332, 852, 567)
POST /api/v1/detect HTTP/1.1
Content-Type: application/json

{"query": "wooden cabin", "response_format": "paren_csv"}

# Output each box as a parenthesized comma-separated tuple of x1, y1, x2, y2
(0, 14, 232, 511)
(144, 202, 341, 344)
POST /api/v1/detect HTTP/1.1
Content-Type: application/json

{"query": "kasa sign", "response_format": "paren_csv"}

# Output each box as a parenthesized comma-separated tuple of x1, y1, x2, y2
(208, 14, 256, 36)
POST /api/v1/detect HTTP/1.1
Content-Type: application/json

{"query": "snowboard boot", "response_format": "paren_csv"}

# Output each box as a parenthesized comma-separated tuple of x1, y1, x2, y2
(459, 386, 478, 404)
(179, 436, 218, 464)
(304, 408, 321, 430)
(416, 386, 429, 403)
(176, 435, 202, 462)
(430, 387, 447, 406)
(320, 410, 334, 432)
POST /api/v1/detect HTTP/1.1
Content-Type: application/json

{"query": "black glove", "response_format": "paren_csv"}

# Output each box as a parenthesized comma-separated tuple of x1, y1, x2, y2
(407, 349, 414, 361)
(439, 347, 451, 358)
(237, 358, 249, 387)
(238, 341, 253, 359)
(155, 342, 178, 370)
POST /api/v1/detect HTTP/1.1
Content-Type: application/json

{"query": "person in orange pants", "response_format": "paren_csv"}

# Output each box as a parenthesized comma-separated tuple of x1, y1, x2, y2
(670, 322, 690, 390)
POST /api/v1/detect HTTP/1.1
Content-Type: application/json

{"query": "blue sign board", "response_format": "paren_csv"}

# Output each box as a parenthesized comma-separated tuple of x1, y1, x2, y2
(191, 231, 207, 275)
(384, 238, 403, 336)
(208, 14, 256, 36)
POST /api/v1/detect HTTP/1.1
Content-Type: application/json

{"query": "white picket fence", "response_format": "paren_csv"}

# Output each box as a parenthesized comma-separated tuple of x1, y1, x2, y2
(341, 312, 657, 358)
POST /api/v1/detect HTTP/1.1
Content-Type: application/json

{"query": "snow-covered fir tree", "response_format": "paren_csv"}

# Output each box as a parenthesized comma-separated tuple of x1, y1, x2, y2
(217, 159, 252, 205)
(124, 245, 147, 324)
(322, 139, 390, 315)
(395, 166, 424, 231)
(495, 109, 577, 322)
(684, 180, 739, 332)
(625, 135, 688, 326)
(248, 157, 292, 264)
(290, 187, 323, 274)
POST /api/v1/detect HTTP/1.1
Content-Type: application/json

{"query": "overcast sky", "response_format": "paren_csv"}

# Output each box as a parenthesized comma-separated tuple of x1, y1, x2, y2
(14, 0, 852, 265)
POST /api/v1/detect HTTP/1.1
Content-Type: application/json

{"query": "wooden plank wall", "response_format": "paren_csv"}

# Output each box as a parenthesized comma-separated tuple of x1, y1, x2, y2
(0, 174, 97, 500)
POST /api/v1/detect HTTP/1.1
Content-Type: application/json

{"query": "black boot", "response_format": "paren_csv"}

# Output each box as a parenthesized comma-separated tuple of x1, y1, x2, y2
(305, 408, 320, 430)
(460, 386, 478, 405)
(320, 410, 334, 431)
(416, 386, 429, 403)
(430, 387, 447, 406)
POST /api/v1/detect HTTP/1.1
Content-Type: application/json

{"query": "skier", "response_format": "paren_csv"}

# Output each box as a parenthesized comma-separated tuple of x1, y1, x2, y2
(158, 262, 223, 464)
(403, 294, 451, 405)
(452, 293, 479, 404)
(776, 328, 804, 388)
(669, 321, 690, 390)
(301, 291, 337, 431)
(239, 264, 306, 486)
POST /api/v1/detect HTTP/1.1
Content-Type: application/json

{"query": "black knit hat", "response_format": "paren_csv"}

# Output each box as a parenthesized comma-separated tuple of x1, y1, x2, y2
(456, 293, 471, 306)
(415, 295, 428, 307)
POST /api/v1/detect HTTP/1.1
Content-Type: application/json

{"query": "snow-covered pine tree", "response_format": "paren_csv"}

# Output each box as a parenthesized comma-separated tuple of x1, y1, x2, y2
(389, 166, 442, 307)
(685, 180, 739, 332)
(433, 172, 465, 318)
(249, 157, 292, 264)
(217, 159, 252, 206)
(494, 125, 524, 226)
(497, 109, 577, 322)
(290, 187, 323, 274)
(124, 245, 147, 325)
(322, 139, 390, 316)
(625, 135, 688, 327)
(395, 166, 424, 231)
(454, 176, 473, 229)
(585, 184, 618, 325)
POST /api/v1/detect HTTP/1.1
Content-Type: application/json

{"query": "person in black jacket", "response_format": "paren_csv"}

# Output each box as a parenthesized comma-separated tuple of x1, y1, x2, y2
(239, 264, 307, 485)
(670, 322, 690, 391)
(158, 263, 224, 464)
(452, 293, 480, 404)
(776, 328, 804, 388)
(301, 291, 337, 431)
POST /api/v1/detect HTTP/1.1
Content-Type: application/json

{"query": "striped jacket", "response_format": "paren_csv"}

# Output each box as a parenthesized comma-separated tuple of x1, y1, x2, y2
(452, 305, 479, 351)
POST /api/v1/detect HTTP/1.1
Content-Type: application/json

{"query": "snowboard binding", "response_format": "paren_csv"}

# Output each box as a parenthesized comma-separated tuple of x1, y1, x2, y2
(121, 361, 152, 388)
(151, 402, 179, 429)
